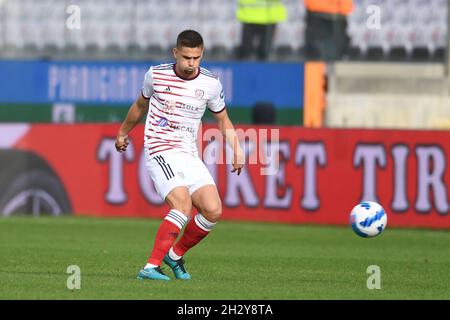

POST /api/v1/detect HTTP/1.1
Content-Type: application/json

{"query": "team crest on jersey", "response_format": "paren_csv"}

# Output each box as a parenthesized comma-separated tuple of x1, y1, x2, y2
(195, 89, 204, 99)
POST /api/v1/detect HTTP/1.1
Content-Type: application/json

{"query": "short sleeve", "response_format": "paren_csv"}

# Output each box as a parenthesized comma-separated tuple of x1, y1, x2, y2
(207, 79, 226, 113)
(142, 67, 154, 99)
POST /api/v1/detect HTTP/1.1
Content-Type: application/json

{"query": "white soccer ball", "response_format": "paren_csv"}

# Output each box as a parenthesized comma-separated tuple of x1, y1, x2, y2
(349, 201, 387, 238)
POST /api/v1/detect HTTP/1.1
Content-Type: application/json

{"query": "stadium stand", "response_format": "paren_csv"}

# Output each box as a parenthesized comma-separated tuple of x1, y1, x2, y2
(0, 0, 446, 62)
(348, 0, 448, 61)
(0, 0, 447, 128)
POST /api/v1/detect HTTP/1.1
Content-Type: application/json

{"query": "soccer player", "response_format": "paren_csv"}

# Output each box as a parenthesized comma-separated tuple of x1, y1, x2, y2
(115, 30, 244, 280)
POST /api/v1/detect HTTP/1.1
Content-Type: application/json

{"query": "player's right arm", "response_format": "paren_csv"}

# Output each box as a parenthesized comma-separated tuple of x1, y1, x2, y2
(116, 68, 154, 153)
(115, 93, 149, 153)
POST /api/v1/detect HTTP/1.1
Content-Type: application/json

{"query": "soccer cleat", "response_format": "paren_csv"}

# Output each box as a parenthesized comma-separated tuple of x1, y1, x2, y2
(163, 255, 191, 280)
(136, 266, 171, 281)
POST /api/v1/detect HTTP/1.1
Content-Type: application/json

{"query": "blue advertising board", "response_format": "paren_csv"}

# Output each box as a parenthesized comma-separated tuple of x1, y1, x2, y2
(0, 60, 303, 109)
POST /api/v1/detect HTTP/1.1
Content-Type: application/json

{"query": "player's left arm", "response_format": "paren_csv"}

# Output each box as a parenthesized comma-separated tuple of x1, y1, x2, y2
(212, 108, 244, 175)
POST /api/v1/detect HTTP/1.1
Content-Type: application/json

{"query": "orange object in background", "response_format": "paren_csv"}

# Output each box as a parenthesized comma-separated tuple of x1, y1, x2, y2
(304, 0, 353, 15)
(304, 62, 326, 127)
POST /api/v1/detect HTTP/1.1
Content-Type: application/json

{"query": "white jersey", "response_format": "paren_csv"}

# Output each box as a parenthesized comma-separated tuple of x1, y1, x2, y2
(142, 63, 225, 157)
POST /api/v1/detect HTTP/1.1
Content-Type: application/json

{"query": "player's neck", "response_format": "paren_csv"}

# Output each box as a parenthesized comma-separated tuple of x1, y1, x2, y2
(173, 64, 200, 80)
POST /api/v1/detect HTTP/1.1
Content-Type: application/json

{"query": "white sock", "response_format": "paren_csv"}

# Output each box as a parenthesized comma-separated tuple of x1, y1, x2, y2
(168, 247, 182, 261)
(165, 209, 188, 229)
(194, 213, 216, 232)
(145, 263, 158, 269)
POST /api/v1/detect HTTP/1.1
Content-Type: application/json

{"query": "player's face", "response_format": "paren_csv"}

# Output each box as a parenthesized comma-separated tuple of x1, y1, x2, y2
(173, 46, 203, 79)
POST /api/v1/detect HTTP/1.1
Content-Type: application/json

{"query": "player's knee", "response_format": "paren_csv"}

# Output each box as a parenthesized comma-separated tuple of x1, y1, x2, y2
(175, 200, 192, 217)
(169, 197, 192, 217)
(167, 191, 192, 216)
(202, 200, 222, 222)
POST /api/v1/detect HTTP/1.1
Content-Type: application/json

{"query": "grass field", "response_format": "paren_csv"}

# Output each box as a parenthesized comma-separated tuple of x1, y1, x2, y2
(0, 216, 449, 300)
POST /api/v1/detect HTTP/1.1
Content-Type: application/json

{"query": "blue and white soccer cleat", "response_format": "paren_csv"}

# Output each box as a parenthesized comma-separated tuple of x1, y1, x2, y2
(136, 266, 171, 281)
(163, 255, 191, 280)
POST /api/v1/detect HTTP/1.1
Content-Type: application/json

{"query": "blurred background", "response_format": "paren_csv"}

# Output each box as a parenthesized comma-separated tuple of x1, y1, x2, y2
(0, 0, 449, 127)
(0, 0, 449, 224)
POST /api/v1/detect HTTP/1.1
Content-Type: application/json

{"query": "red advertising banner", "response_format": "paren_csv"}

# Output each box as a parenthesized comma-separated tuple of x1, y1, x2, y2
(0, 124, 448, 229)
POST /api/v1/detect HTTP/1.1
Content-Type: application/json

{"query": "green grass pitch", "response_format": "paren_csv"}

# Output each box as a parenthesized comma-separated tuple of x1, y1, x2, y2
(0, 216, 449, 299)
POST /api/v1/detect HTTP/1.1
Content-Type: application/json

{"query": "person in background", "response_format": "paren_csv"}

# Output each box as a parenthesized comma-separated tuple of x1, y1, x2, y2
(236, 0, 287, 60)
(304, 0, 353, 61)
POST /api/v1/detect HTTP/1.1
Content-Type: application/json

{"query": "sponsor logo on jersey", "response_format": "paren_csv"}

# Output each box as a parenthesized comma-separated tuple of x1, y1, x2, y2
(157, 117, 168, 127)
(180, 104, 199, 112)
(170, 124, 194, 133)
(164, 86, 171, 92)
(164, 100, 176, 114)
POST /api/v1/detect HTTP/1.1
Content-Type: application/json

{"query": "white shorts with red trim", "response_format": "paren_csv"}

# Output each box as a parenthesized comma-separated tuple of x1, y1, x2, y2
(144, 150, 216, 200)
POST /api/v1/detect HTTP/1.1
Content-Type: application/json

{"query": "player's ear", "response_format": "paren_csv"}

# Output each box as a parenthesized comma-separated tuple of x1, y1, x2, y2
(172, 47, 178, 60)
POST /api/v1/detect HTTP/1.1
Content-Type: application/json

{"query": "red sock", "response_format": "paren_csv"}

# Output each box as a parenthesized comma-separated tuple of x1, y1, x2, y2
(173, 213, 216, 257)
(148, 209, 187, 266)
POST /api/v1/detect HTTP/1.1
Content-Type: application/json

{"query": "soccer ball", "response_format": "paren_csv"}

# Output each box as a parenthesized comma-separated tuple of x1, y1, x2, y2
(350, 201, 387, 238)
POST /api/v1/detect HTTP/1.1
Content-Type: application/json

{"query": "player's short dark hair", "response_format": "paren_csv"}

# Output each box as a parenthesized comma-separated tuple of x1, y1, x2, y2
(176, 30, 204, 49)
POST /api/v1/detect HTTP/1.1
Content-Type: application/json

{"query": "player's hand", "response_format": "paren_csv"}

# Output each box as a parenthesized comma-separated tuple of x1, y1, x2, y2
(231, 152, 245, 175)
(115, 134, 129, 152)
